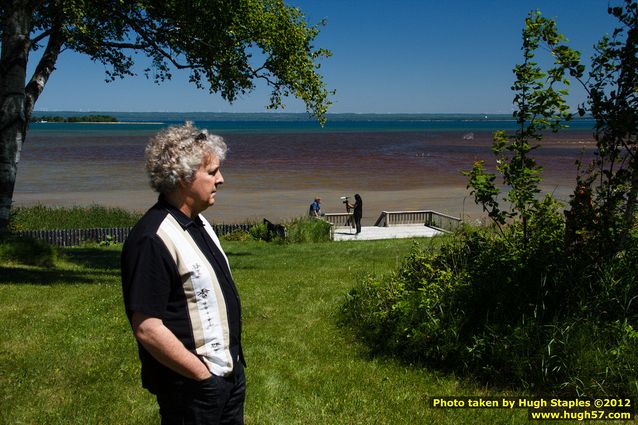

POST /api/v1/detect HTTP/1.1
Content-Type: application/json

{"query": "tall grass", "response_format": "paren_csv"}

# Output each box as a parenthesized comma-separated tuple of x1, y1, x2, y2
(245, 217, 332, 243)
(9, 204, 142, 231)
(284, 216, 332, 243)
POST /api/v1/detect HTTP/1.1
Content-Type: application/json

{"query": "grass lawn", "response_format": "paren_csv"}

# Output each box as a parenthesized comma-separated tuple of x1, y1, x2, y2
(0, 237, 532, 424)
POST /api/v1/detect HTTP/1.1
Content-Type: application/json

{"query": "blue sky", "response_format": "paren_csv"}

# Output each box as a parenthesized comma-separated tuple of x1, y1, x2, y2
(33, 1, 618, 114)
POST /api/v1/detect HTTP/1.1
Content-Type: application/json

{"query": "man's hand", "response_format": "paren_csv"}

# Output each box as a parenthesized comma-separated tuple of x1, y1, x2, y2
(131, 311, 212, 381)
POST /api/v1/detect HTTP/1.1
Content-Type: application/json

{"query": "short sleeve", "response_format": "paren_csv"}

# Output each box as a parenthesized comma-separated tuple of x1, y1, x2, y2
(121, 235, 175, 320)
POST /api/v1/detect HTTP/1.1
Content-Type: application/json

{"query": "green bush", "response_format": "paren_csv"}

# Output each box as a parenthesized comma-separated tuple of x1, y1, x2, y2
(285, 217, 331, 243)
(248, 217, 331, 243)
(0, 235, 57, 267)
(249, 222, 277, 242)
(340, 209, 638, 398)
(9, 205, 142, 230)
(340, 243, 469, 365)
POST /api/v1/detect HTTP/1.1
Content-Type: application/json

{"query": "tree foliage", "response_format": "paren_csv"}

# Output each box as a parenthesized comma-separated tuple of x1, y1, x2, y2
(0, 0, 332, 232)
(567, 0, 638, 256)
(464, 11, 582, 244)
(17, 0, 332, 118)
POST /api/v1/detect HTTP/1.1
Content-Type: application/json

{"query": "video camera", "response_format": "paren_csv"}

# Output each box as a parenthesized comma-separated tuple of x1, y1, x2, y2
(341, 196, 351, 213)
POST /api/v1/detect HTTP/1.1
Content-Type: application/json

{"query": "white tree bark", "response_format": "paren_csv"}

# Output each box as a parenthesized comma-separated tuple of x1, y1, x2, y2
(0, 4, 31, 233)
(0, 3, 63, 232)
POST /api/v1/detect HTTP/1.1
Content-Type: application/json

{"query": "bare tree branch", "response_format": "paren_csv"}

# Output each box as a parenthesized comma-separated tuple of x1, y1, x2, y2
(250, 66, 277, 86)
(24, 24, 65, 115)
(30, 29, 51, 45)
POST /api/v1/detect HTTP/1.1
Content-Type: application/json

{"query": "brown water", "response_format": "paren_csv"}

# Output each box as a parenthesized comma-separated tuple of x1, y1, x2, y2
(15, 130, 595, 224)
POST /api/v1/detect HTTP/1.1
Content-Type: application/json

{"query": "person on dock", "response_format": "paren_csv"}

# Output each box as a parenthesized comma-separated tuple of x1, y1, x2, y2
(121, 122, 245, 425)
(347, 193, 363, 234)
(309, 196, 322, 217)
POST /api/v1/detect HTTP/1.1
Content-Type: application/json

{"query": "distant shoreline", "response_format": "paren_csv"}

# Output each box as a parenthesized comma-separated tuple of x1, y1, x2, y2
(34, 121, 163, 125)
(71, 121, 163, 125)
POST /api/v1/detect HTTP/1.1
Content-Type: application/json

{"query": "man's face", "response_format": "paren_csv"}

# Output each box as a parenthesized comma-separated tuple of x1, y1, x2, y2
(185, 154, 224, 213)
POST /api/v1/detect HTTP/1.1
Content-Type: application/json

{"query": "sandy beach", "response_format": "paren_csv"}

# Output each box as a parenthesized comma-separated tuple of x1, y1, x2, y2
(13, 185, 487, 225)
(12, 182, 578, 226)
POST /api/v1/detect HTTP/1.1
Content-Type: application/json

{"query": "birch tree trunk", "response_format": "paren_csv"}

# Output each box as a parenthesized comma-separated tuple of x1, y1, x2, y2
(0, 5, 32, 233)
(0, 3, 63, 233)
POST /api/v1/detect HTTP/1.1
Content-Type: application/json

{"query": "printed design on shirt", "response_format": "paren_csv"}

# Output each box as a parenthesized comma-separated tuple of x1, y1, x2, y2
(192, 262, 202, 278)
(188, 260, 224, 352)
(157, 215, 233, 376)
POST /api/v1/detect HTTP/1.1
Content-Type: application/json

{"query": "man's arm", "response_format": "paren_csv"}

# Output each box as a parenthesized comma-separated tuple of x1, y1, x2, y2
(131, 311, 212, 381)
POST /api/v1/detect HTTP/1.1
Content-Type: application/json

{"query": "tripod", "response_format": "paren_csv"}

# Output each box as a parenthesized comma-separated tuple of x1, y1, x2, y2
(343, 197, 355, 232)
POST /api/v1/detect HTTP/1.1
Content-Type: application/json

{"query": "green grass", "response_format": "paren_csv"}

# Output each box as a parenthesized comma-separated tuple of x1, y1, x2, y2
(10, 204, 143, 231)
(1, 237, 537, 424)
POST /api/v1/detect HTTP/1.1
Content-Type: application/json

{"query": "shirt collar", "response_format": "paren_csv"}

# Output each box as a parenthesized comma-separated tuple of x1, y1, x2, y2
(157, 195, 203, 229)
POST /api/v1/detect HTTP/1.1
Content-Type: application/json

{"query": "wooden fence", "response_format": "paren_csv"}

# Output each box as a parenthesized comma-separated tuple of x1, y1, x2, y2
(16, 223, 253, 247)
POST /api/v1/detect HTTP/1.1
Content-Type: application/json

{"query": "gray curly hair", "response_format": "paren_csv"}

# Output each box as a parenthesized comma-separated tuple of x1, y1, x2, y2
(145, 122, 227, 193)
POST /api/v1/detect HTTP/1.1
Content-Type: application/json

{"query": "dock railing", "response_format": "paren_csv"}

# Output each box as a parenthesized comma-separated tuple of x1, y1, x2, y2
(323, 212, 354, 228)
(373, 210, 462, 233)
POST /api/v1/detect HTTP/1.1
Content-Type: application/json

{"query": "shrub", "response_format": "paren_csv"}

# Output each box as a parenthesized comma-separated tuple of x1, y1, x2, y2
(285, 217, 331, 243)
(340, 219, 638, 397)
(248, 217, 331, 243)
(249, 222, 276, 242)
(0, 234, 57, 267)
(341, 243, 469, 365)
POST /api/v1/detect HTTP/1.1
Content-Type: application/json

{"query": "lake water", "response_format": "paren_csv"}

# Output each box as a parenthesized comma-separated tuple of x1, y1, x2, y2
(16, 113, 597, 224)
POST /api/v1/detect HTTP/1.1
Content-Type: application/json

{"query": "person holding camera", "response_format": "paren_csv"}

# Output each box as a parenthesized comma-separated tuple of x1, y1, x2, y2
(347, 193, 363, 234)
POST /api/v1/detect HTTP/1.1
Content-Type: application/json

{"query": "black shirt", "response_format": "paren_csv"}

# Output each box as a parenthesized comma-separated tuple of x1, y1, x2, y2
(121, 196, 243, 393)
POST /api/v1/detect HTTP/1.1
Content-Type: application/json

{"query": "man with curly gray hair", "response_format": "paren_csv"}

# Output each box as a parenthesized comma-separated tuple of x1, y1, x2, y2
(121, 122, 245, 425)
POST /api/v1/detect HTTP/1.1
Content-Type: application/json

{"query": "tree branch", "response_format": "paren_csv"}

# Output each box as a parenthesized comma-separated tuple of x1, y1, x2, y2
(24, 24, 65, 116)
(123, 11, 193, 70)
(30, 29, 51, 45)
(250, 66, 277, 86)
(101, 41, 150, 49)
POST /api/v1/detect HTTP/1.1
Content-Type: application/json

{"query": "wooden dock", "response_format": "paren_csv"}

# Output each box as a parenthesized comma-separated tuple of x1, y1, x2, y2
(332, 224, 443, 241)
(324, 209, 461, 241)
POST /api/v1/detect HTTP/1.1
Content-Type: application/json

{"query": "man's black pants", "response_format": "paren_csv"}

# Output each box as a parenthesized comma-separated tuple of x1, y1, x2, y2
(156, 364, 245, 425)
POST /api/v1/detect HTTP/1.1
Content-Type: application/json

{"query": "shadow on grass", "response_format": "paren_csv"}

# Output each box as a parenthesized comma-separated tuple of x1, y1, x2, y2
(0, 265, 98, 285)
(1, 247, 258, 285)
(1, 246, 122, 285)
(62, 248, 252, 270)
(60, 247, 121, 271)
